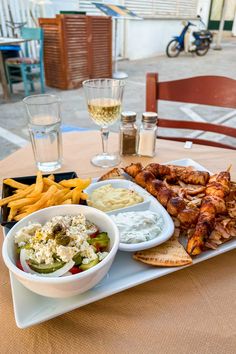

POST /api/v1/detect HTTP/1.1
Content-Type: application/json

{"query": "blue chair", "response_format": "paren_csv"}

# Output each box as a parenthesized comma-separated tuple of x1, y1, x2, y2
(5, 27, 45, 96)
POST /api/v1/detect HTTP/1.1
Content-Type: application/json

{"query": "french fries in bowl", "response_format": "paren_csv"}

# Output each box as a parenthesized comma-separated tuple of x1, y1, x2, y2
(1, 171, 91, 227)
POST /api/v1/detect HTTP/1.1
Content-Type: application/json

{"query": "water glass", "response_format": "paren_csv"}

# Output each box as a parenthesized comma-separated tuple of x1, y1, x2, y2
(23, 94, 63, 172)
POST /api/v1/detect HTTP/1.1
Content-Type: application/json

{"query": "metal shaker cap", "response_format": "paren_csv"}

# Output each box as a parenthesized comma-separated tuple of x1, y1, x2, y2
(142, 112, 158, 123)
(121, 111, 137, 123)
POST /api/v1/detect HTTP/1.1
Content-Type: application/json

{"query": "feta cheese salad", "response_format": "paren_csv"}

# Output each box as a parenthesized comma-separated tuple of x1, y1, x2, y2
(15, 214, 110, 277)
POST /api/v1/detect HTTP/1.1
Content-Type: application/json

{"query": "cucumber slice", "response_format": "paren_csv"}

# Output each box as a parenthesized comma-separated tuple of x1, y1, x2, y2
(72, 252, 82, 266)
(27, 259, 65, 274)
(79, 257, 99, 271)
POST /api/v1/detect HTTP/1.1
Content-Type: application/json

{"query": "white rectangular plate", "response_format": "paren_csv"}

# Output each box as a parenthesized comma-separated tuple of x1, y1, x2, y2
(3, 158, 236, 329)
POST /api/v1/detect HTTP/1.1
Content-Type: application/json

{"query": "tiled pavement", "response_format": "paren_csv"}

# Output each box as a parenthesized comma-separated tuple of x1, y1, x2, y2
(0, 38, 236, 160)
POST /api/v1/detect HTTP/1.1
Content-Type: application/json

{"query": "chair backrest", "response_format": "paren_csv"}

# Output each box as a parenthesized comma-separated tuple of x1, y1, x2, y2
(146, 73, 236, 150)
(21, 27, 43, 41)
(20, 27, 43, 61)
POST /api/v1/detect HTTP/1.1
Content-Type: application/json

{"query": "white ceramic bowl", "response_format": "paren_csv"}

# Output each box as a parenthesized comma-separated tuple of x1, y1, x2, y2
(2, 205, 119, 298)
(85, 179, 175, 252)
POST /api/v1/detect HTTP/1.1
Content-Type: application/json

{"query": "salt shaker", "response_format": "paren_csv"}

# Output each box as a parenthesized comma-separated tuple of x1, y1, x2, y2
(119, 111, 138, 155)
(137, 112, 158, 157)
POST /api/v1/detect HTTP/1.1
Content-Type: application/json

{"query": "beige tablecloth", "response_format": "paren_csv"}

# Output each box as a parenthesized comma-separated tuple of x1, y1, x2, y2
(1, 131, 236, 353)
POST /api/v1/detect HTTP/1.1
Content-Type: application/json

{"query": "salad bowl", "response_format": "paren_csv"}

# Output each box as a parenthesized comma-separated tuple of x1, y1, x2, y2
(2, 205, 119, 298)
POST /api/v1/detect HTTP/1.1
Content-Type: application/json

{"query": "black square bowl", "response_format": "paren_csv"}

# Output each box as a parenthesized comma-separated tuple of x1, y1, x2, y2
(0, 171, 88, 228)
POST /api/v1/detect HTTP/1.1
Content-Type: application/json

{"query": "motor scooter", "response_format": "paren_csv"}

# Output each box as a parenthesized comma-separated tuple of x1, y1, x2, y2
(166, 15, 213, 57)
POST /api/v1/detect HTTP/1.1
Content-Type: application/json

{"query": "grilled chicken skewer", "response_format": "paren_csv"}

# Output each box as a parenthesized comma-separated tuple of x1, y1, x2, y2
(124, 163, 210, 186)
(146, 179, 199, 227)
(124, 163, 199, 228)
(187, 171, 230, 255)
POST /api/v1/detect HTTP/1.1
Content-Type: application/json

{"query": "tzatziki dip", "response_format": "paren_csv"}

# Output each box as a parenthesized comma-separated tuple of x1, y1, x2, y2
(111, 211, 164, 244)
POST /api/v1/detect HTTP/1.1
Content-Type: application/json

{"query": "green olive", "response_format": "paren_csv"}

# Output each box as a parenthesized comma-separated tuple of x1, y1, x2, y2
(55, 232, 71, 246)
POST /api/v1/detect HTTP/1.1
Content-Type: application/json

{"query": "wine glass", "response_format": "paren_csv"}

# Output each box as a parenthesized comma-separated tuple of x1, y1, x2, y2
(83, 79, 125, 168)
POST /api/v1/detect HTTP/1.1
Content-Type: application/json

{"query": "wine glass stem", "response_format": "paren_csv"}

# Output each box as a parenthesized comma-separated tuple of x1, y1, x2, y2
(101, 127, 109, 155)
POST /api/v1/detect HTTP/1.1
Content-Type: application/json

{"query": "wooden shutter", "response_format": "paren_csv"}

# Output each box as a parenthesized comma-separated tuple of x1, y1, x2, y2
(39, 17, 67, 89)
(63, 15, 89, 88)
(88, 16, 112, 79)
(39, 15, 112, 89)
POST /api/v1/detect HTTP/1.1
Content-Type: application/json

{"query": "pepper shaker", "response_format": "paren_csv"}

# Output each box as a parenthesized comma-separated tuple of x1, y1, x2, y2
(119, 111, 138, 155)
(137, 112, 158, 157)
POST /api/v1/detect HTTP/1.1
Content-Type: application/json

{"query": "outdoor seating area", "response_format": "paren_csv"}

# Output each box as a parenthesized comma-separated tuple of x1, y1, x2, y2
(0, 1, 236, 354)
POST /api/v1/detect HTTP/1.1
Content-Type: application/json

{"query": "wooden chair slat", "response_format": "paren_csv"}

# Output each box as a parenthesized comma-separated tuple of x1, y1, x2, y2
(146, 73, 236, 149)
(157, 118, 236, 139)
(156, 136, 236, 150)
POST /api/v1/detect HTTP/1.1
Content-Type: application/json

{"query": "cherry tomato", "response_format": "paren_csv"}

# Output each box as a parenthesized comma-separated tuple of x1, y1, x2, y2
(70, 266, 83, 274)
(16, 259, 24, 271)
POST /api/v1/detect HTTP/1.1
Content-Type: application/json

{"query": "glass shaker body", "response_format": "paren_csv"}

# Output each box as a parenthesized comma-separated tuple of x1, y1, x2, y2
(119, 112, 138, 155)
(137, 113, 158, 157)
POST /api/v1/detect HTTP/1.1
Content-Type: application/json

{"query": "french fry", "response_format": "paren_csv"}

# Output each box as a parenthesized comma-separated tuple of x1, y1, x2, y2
(7, 207, 18, 221)
(47, 174, 55, 181)
(8, 197, 39, 209)
(0, 185, 35, 207)
(43, 178, 64, 190)
(26, 185, 57, 213)
(3, 179, 29, 190)
(72, 187, 81, 204)
(80, 192, 88, 200)
(42, 184, 50, 192)
(62, 190, 73, 201)
(62, 199, 72, 204)
(29, 171, 44, 197)
(59, 178, 91, 189)
(47, 189, 70, 206)
(14, 212, 28, 221)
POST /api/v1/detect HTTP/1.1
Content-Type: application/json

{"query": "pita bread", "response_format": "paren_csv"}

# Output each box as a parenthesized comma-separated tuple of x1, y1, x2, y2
(133, 239, 192, 267)
(98, 168, 125, 181)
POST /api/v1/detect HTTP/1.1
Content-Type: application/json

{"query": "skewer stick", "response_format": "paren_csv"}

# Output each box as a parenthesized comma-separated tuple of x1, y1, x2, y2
(227, 164, 232, 172)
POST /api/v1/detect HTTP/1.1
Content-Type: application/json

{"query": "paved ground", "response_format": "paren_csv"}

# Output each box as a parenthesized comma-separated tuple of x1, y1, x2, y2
(0, 37, 236, 160)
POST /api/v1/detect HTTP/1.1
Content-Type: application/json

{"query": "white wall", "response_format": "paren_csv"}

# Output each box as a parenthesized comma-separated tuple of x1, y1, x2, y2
(125, 19, 188, 60)
(197, 0, 211, 26)
(40, 0, 79, 18)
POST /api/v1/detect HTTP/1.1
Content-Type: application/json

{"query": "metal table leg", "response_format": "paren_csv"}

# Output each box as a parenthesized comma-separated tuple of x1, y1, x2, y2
(0, 50, 10, 100)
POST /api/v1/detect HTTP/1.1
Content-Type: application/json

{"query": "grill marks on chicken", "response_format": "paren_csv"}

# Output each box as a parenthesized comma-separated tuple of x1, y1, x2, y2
(125, 163, 200, 228)
(124, 162, 210, 186)
(186, 172, 231, 255)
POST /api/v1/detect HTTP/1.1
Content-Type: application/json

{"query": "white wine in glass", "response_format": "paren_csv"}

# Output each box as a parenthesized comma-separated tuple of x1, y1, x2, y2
(83, 79, 125, 168)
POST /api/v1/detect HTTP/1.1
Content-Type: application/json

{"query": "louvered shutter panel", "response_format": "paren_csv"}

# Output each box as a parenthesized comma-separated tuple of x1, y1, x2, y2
(39, 18, 67, 89)
(125, 1, 153, 17)
(79, 0, 100, 14)
(39, 15, 112, 89)
(63, 15, 89, 88)
(88, 16, 112, 78)
(125, 0, 198, 18)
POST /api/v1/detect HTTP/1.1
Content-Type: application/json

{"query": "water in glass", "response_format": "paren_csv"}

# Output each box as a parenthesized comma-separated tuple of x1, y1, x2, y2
(23, 95, 63, 172)
(29, 115, 62, 172)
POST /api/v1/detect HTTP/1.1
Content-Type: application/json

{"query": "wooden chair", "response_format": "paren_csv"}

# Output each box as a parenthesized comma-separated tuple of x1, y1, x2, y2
(5, 27, 45, 96)
(146, 73, 236, 150)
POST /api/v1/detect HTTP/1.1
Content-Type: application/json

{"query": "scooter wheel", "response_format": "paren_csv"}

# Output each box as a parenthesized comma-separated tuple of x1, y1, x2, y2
(166, 40, 181, 58)
(196, 43, 210, 56)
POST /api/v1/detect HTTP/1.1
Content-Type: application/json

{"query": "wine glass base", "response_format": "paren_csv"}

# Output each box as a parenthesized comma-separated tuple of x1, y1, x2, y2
(91, 153, 120, 168)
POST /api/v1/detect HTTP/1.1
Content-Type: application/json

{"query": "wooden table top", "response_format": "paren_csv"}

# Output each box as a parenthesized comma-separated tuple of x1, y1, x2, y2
(0, 131, 235, 354)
